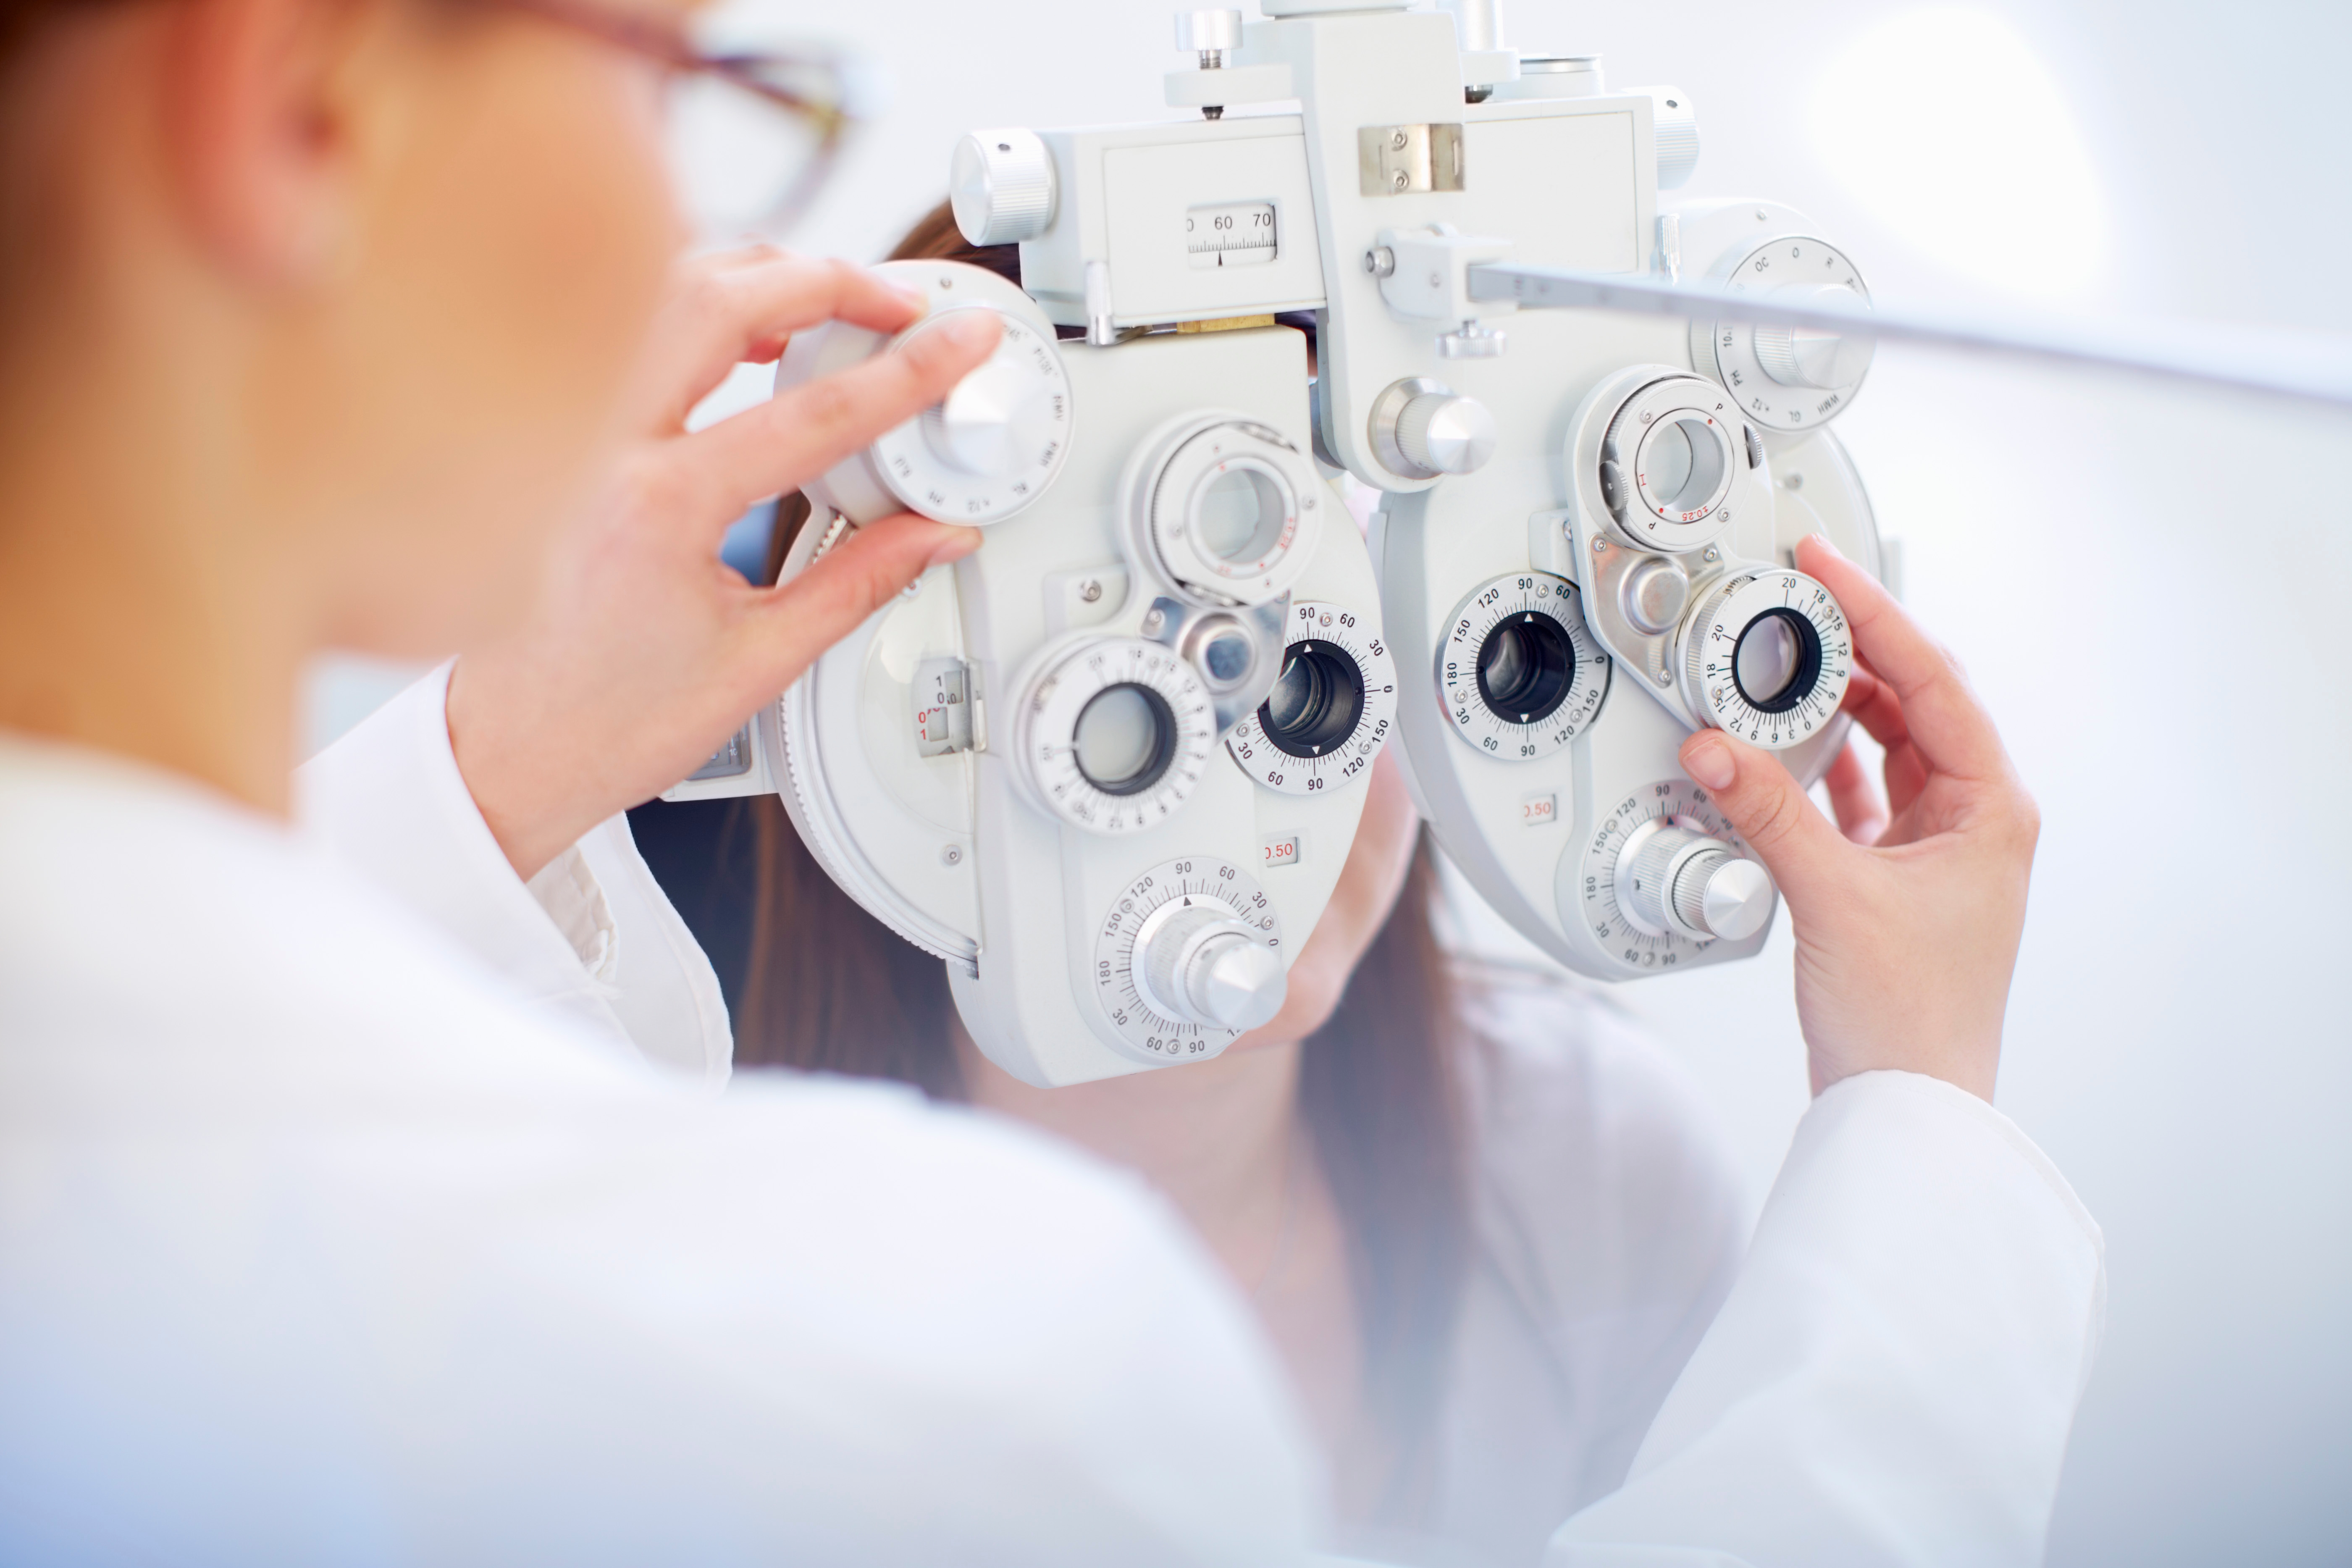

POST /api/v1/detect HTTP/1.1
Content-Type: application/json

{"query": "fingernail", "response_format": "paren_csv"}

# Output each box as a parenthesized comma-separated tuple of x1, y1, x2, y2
(1806, 532, 1843, 560)
(925, 525, 983, 567)
(1682, 733, 1736, 790)
(933, 310, 998, 349)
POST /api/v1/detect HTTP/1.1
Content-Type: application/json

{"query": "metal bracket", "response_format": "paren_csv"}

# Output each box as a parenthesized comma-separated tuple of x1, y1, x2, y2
(1357, 123, 1465, 196)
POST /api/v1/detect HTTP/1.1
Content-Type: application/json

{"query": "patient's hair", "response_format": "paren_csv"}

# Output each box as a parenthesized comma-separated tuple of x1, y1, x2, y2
(735, 200, 1474, 1522)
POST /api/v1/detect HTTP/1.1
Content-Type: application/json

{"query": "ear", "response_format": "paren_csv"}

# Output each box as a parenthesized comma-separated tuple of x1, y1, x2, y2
(161, 0, 374, 281)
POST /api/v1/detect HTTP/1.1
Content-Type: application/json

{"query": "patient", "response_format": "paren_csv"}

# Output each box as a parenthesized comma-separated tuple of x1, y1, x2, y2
(684, 202, 1795, 1567)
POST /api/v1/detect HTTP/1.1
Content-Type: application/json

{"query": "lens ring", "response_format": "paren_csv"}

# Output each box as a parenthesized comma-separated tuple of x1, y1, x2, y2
(1475, 613, 1578, 726)
(1073, 683, 1178, 796)
(1730, 607, 1824, 715)
(1258, 641, 1366, 759)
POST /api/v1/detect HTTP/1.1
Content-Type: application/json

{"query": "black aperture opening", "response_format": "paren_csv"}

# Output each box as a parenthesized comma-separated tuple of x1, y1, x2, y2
(1073, 683, 1178, 796)
(1731, 607, 1825, 715)
(1259, 640, 1365, 757)
(1475, 613, 1577, 725)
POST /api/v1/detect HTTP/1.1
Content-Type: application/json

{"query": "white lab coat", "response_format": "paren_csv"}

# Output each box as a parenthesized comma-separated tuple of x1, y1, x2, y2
(0, 668, 2105, 1566)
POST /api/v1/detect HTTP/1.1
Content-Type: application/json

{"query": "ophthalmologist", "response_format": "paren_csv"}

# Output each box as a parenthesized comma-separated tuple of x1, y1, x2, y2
(0, 0, 2102, 1556)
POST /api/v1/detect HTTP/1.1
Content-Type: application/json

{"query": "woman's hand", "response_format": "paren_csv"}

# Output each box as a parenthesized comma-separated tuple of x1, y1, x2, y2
(446, 247, 1000, 880)
(1677, 535, 2039, 1102)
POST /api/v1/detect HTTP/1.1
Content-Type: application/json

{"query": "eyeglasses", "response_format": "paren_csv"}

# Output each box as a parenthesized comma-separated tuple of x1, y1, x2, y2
(489, 0, 876, 239)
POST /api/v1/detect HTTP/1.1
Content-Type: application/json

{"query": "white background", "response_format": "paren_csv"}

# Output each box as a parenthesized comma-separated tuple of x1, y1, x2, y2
(310, 0, 2352, 1558)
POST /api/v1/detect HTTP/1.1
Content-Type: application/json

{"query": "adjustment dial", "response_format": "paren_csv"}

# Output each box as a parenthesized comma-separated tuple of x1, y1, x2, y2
(871, 306, 1071, 523)
(1127, 415, 1324, 607)
(1615, 822, 1774, 942)
(1092, 855, 1284, 1064)
(1679, 568, 1852, 750)
(1226, 600, 1397, 795)
(949, 128, 1056, 245)
(1017, 637, 1218, 834)
(1575, 779, 1770, 971)
(1697, 236, 1873, 432)
(1598, 375, 1750, 553)
(789, 260, 1073, 527)
(1438, 573, 1611, 761)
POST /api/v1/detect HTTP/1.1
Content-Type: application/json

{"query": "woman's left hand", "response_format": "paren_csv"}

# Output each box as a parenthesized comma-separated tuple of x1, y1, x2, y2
(446, 247, 998, 880)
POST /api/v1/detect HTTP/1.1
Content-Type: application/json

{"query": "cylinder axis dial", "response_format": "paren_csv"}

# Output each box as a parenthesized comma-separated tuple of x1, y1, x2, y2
(1679, 569, 1852, 750)
(1697, 236, 1873, 432)
(1226, 600, 1397, 795)
(871, 305, 1072, 523)
(1017, 637, 1218, 834)
(1574, 779, 1771, 972)
(1129, 416, 1323, 607)
(1092, 855, 1284, 1064)
(1438, 573, 1611, 761)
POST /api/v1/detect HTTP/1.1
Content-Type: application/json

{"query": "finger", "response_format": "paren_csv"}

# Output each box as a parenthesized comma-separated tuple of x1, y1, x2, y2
(635, 254, 930, 433)
(1822, 742, 1888, 846)
(1837, 663, 1930, 815)
(681, 309, 1003, 525)
(738, 514, 984, 696)
(1680, 728, 1854, 909)
(1796, 534, 2007, 783)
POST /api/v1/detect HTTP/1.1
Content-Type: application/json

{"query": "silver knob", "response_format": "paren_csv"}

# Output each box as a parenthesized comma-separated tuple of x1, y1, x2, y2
(1753, 284, 1874, 389)
(1648, 89, 1700, 189)
(1140, 903, 1286, 1031)
(1618, 555, 1690, 635)
(1620, 824, 1775, 942)
(914, 315, 1056, 477)
(1396, 391, 1497, 475)
(1174, 8, 1244, 56)
(949, 129, 1057, 246)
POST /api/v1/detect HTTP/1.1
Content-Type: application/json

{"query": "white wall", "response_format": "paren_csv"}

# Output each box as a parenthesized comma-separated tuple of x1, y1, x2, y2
(748, 0, 2349, 1560)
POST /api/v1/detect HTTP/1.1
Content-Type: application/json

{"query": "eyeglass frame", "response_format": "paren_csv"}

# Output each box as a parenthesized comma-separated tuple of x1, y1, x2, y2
(482, 0, 862, 237)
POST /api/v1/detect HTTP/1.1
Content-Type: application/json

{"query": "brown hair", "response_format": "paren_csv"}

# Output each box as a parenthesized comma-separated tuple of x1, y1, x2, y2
(736, 203, 1472, 1520)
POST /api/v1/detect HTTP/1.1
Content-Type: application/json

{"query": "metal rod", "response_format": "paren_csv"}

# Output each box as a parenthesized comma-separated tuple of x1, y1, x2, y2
(1465, 262, 2352, 410)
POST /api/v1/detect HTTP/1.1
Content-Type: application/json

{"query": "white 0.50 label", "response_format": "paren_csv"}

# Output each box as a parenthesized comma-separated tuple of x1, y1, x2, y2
(1092, 856, 1282, 1062)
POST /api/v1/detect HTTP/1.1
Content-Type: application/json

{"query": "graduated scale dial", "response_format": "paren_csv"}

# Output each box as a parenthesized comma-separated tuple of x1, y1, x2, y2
(1576, 780, 1775, 971)
(1226, 599, 1397, 795)
(1438, 572, 1611, 761)
(1695, 236, 1874, 432)
(1093, 855, 1285, 1063)
(787, 260, 1074, 527)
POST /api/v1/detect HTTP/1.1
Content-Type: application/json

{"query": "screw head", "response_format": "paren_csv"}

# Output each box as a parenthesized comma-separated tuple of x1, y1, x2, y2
(941, 845, 963, 866)
(1654, 668, 1672, 684)
(1592, 538, 1609, 553)
(1078, 578, 1102, 604)
(1703, 546, 1720, 562)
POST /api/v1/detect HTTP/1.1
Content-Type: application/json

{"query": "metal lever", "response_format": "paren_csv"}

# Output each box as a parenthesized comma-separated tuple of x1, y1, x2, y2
(1464, 262, 2352, 410)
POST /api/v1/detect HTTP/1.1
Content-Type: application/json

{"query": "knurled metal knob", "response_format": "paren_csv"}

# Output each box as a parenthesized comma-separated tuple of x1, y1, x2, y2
(1396, 391, 1498, 475)
(1753, 284, 1875, 390)
(1141, 902, 1286, 1030)
(1174, 8, 1244, 55)
(1623, 824, 1775, 941)
(950, 128, 1057, 246)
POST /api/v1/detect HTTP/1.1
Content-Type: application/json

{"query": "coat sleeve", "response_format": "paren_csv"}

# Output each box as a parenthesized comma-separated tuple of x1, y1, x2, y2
(1545, 1069, 2105, 1568)
(294, 663, 731, 1080)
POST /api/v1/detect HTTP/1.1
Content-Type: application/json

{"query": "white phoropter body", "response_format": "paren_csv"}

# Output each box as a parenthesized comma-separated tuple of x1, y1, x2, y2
(672, 260, 1389, 1087)
(669, 3, 1923, 1082)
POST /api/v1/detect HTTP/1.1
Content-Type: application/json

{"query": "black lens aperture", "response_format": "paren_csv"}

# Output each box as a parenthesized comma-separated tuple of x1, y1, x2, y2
(1731, 607, 1825, 715)
(1258, 640, 1365, 758)
(1475, 613, 1576, 725)
(1073, 683, 1178, 796)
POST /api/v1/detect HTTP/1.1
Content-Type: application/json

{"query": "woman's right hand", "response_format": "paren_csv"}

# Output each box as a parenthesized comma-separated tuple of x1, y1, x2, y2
(1676, 535, 2040, 1102)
